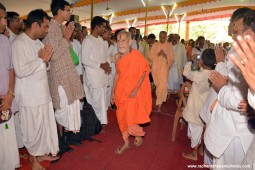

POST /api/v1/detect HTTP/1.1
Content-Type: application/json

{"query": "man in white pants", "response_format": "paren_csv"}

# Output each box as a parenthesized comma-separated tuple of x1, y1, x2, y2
(12, 9, 59, 170)
(82, 16, 111, 125)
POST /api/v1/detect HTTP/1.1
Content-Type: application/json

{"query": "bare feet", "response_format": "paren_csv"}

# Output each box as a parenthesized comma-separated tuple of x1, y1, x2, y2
(19, 153, 28, 159)
(115, 143, 130, 155)
(198, 144, 204, 156)
(157, 105, 162, 113)
(134, 136, 143, 147)
(30, 156, 45, 170)
(182, 151, 198, 161)
(37, 155, 60, 162)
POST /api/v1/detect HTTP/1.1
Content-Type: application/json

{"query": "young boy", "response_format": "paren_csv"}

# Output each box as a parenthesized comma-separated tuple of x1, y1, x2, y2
(181, 48, 216, 161)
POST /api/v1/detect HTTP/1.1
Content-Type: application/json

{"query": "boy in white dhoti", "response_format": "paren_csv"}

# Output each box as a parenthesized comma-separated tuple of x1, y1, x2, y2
(82, 16, 111, 125)
(0, 3, 20, 170)
(182, 48, 216, 161)
(12, 9, 59, 170)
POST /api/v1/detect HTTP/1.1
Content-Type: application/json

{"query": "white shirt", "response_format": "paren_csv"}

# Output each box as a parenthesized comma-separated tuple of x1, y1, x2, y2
(12, 33, 51, 106)
(131, 39, 143, 53)
(204, 47, 253, 158)
(9, 29, 17, 44)
(82, 35, 108, 88)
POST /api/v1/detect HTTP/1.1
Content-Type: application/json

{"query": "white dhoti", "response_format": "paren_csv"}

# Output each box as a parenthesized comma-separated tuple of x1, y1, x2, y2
(20, 102, 59, 156)
(13, 112, 24, 148)
(0, 116, 20, 170)
(55, 86, 81, 132)
(214, 137, 245, 169)
(187, 123, 203, 148)
(84, 85, 108, 124)
(204, 147, 213, 167)
(168, 67, 182, 91)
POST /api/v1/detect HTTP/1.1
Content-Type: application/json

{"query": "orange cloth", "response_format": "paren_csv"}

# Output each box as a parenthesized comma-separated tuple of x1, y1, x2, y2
(148, 42, 174, 105)
(115, 49, 152, 133)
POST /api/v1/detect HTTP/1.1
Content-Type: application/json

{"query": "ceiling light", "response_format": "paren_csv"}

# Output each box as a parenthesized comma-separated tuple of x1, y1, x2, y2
(141, 0, 146, 7)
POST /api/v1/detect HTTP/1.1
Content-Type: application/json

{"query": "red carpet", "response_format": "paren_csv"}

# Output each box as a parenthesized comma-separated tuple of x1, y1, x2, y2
(19, 94, 207, 170)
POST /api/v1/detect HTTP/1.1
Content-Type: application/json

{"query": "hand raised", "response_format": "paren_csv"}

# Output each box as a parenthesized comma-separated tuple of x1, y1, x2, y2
(209, 70, 228, 92)
(100, 62, 112, 74)
(230, 35, 255, 92)
(63, 21, 75, 41)
(38, 44, 53, 63)
(215, 45, 225, 63)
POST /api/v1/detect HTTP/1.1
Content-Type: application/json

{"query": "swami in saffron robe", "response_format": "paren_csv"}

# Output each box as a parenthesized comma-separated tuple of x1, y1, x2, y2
(115, 50, 152, 135)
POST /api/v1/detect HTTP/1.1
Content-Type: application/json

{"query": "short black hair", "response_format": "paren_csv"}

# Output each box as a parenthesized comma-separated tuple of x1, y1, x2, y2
(230, 7, 253, 23)
(201, 48, 216, 69)
(82, 26, 87, 31)
(105, 25, 112, 31)
(148, 33, 156, 40)
(25, 9, 50, 28)
(197, 36, 205, 41)
(128, 27, 136, 32)
(7, 12, 20, 26)
(91, 16, 106, 31)
(243, 10, 255, 32)
(51, 0, 70, 16)
(0, 2, 6, 11)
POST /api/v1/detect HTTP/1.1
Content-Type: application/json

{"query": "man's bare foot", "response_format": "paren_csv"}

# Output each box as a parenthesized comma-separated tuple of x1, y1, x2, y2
(198, 144, 204, 156)
(37, 155, 60, 162)
(134, 136, 143, 147)
(30, 156, 45, 170)
(20, 153, 28, 159)
(182, 151, 198, 161)
(157, 105, 162, 113)
(115, 143, 130, 155)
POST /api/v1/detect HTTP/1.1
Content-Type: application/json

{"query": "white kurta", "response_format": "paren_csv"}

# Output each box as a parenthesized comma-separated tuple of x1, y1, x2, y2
(240, 89, 255, 170)
(103, 40, 115, 107)
(168, 43, 187, 91)
(82, 35, 108, 124)
(12, 33, 59, 156)
(191, 46, 206, 56)
(199, 62, 227, 124)
(131, 39, 143, 54)
(204, 48, 253, 165)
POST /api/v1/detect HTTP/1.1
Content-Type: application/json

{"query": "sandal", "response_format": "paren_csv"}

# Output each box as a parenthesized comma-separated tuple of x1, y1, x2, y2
(134, 137, 143, 147)
(115, 144, 130, 155)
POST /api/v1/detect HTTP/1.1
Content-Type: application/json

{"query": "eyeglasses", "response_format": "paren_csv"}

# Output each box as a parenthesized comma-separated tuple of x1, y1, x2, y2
(232, 28, 247, 37)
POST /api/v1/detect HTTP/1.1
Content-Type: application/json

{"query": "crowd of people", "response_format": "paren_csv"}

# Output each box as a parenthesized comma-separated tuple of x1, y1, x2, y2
(0, 0, 255, 169)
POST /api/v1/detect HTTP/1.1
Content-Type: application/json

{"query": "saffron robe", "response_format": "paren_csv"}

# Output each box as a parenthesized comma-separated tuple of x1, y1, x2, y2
(148, 42, 174, 105)
(115, 50, 152, 133)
